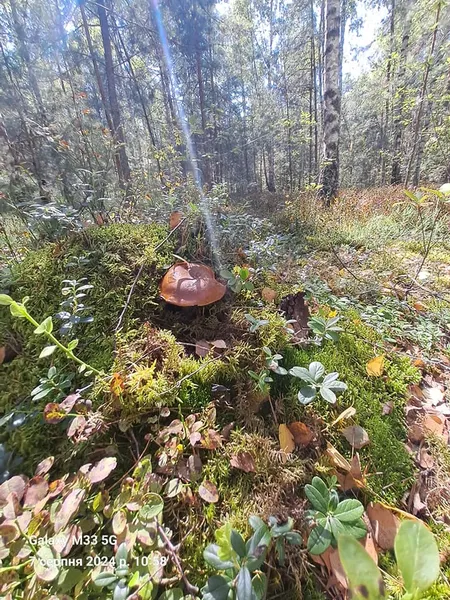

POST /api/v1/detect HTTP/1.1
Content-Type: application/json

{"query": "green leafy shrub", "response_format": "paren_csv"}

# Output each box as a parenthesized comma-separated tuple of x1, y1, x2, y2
(289, 361, 347, 405)
(305, 476, 365, 554)
(202, 515, 301, 599)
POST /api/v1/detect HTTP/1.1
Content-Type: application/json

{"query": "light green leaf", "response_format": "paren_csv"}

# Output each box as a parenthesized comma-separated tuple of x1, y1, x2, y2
(305, 483, 328, 513)
(309, 361, 325, 381)
(338, 535, 385, 599)
(334, 499, 365, 523)
(0, 294, 13, 306)
(34, 316, 53, 335)
(307, 524, 332, 555)
(39, 345, 57, 359)
(394, 521, 440, 596)
(236, 566, 253, 600)
(138, 494, 163, 521)
(203, 544, 235, 570)
(93, 571, 118, 588)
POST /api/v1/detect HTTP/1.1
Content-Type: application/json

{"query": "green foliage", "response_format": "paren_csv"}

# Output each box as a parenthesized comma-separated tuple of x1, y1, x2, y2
(289, 361, 347, 405)
(202, 515, 301, 599)
(248, 347, 287, 393)
(220, 267, 254, 294)
(305, 476, 366, 555)
(30, 365, 73, 402)
(338, 520, 440, 600)
(55, 278, 94, 337)
(308, 315, 343, 344)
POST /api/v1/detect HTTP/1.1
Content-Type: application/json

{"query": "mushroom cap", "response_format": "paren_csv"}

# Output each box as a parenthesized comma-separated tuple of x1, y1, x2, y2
(160, 262, 226, 307)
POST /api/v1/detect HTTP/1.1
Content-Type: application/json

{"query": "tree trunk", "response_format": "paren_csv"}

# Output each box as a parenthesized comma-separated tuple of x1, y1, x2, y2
(391, 5, 411, 185)
(97, 0, 131, 190)
(404, 0, 441, 186)
(319, 0, 341, 204)
(380, 0, 395, 184)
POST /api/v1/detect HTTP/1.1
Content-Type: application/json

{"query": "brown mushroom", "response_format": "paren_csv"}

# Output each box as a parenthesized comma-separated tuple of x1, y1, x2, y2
(160, 262, 226, 307)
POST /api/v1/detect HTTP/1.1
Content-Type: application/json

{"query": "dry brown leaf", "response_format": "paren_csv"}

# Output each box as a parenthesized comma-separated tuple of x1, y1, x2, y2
(329, 547, 348, 589)
(366, 355, 385, 377)
(35, 456, 55, 477)
(414, 301, 428, 312)
(211, 339, 227, 349)
(261, 287, 277, 302)
(339, 454, 367, 491)
(287, 421, 314, 446)
(195, 340, 211, 357)
(330, 406, 356, 427)
(342, 425, 370, 449)
(422, 414, 447, 439)
(198, 480, 219, 503)
(278, 424, 295, 453)
(366, 502, 400, 551)
(0, 346, 5, 365)
(326, 442, 352, 471)
(230, 452, 256, 473)
(418, 447, 434, 469)
(169, 211, 183, 230)
(382, 401, 394, 415)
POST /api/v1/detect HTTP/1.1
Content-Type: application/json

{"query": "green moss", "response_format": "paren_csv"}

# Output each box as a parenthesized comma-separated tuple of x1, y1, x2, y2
(271, 320, 420, 504)
(0, 224, 175, 469)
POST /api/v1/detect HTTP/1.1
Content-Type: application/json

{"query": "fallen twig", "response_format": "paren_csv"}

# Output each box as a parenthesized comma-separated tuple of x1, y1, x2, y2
(156, 522, 199, 598)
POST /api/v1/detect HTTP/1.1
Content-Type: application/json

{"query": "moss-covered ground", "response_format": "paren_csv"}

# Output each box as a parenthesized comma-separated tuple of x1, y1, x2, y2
(1, 188, 450, 599)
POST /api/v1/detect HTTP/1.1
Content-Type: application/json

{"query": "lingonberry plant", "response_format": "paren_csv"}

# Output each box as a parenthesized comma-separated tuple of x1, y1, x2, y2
(202, 515, 301, 599)
(305, 476, 366, 554)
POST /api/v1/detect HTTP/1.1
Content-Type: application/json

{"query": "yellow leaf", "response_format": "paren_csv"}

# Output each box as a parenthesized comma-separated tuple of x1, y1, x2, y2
(330, 406, 356, 428)
(326, 442, 352, 471)
(328, 310, 337, 318)
(278, 424, 295, 454)
(366, 355, 384, 377)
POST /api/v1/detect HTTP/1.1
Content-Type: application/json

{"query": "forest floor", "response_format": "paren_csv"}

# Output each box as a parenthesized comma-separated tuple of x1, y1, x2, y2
(0, 185, 450, 599)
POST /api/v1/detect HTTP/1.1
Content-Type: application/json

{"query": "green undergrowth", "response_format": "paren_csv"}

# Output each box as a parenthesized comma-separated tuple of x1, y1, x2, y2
(0, 224, 175, 469)
(271, 318, 421, 504)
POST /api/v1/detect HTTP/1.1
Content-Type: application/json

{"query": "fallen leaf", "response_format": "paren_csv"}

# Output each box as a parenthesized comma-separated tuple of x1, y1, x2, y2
(0, 346, 5, 365)
(288, 421, 314, 446)
(367, 502, 400, 551)
(326, 443, 352, 471)
(261, 287, 277, 302)
(382, 401, 394, 415)
(339, 454, 367, 491)
(211, 339, 227, 349)
(342, 425, 370, 449)
(414, 301, 427, 312)
(195, 340, 211, 357)
(418, 447, 434, 469)
(330, 406, 356, 427)
(169, 211, 183, 230)
(67, 416, 87, 440)
(366, 356, 384, 377)
(329, 547, 348, 589)
(87, 457, 117, 484)
(198, 480, 219, 503)
(423, 414, 447, 439)
(279, 424, 295, 453)
(59, 393, 81, 413)
(230, 452, 256, 473)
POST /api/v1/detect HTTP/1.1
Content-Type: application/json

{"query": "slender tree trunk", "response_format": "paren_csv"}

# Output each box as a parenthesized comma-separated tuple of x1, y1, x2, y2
(381, 0, 395, 184)
(319, 0, 341, 204)
(404, 0, 441, 185)
(97, 0, 131, 191)
(391, 5, 411, 184)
